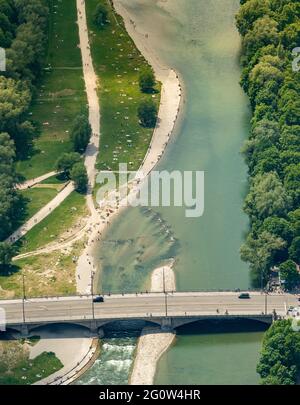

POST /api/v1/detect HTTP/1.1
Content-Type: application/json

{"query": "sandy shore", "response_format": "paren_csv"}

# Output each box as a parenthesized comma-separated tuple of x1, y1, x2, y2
(130, 262, 176, 385)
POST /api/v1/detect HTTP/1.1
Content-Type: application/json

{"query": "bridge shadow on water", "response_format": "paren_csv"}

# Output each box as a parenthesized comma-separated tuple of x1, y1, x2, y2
(2, 318, 269, 341)
(175, 318, 269, 336)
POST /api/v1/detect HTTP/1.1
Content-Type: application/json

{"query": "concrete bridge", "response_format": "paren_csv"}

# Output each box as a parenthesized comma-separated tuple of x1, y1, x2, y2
(0, 291, 298, 336)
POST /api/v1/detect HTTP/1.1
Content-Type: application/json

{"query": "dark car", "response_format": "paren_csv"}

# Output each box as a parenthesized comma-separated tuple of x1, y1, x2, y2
(238, 293, 251, 299)
(93, 296, 104, 303)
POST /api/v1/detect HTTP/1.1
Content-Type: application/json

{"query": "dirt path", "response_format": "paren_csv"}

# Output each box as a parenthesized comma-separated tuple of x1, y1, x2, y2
(75, 0, 101, 294)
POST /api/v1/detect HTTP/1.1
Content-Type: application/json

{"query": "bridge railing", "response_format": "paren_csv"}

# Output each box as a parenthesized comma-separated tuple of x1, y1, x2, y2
(0, 288, 262, 302)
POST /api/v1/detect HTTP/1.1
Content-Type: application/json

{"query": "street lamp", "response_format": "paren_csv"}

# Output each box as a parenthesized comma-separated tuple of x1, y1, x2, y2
(261, 268, 268, 315)
(162, 268, 168, 317)
(91, 271, 95, 321)
(163, 267, 166, 294)
(22, 274, 26, 323)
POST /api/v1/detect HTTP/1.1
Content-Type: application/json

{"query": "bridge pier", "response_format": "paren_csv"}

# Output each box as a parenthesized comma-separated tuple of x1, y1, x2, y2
(161, 317, 173, 332)
(97, 328, 104, 338)
(90, 321, 98, 336)
(89, 321, 105, 338)
(20, 324, 29, 338)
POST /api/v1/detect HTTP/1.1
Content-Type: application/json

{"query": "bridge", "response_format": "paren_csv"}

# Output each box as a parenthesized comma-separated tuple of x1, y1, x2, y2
(1, 292, 298, 336)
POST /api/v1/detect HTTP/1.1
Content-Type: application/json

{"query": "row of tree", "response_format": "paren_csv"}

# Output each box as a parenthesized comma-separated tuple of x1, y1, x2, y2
(0, 0, 49, 153)
(0, 1, 49, 270)
(54, 112, 92, 193)
(237, 0, 300, 290)
(0, 1, 49, 249)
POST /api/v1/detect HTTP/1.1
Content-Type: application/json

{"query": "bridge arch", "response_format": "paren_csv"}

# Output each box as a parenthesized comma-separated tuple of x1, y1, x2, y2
(173, 315, 272, 331)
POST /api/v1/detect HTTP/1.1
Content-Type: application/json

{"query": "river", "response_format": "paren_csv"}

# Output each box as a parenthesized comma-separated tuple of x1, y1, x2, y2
(76, 0, 264, 385)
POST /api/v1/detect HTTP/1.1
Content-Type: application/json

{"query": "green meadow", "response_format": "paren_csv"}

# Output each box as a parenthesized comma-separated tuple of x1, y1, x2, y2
(86, 0, 161, 172)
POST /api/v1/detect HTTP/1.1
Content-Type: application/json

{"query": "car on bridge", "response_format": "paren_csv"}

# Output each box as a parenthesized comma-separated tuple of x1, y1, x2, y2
(93, 296, 104, 303)
(238, 293, 251, 299)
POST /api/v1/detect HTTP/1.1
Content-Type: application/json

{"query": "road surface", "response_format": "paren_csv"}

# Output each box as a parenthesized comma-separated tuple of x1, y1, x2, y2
(1, 292, 298, 325)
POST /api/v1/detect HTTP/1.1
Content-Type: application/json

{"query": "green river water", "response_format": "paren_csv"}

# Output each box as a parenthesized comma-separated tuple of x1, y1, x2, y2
(77, 0, 265, 385)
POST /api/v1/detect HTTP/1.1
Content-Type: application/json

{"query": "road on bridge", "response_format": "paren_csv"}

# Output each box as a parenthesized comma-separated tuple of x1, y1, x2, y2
(1, 292, 299, 326)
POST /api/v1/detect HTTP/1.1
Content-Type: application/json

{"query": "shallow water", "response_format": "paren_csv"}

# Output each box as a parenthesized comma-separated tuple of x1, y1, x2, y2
(74, 333, 137, 385)
(78, 0, 264, 385)
(97, 0, 250, 293)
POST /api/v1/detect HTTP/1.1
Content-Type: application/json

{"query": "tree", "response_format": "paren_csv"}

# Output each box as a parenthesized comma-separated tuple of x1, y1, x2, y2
(70, 162, 88, 193)
(244, 172, 291, 222)
(0, 132, 21, 240)
(93, 3, 108, 27)
(242, 119, 280, 172)
(138, 100, 157, 128)
(55, 152, 81, 178)
(261, 217, 294, 245)
(248, 59, 283, 105)
(280, 125, 300, 152)
(288, 209, 300, 238)
(257, 320, 300, 385)
(240, 231, 286, 287)
(289, 237, 300, 264)
(279, 260, 299, 290)
(139, 70, 155, 93)
(0, 77, 31, 132)
(281, 22, 300, 49)
(252, 146, 281, 175)
(0, 242, 14, 270)
(284, 163, 300, 205)
(243, 17, 279, 58)
(70, 114, 92, 153)
(236, 0, 269, 36)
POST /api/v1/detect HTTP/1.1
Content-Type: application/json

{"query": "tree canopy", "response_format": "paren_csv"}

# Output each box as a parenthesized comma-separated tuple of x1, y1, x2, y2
(70, 114, 92, 153)
(237, 0, 300, 289)
(138, 100, 158, 128)
(257, 320, 300, 385)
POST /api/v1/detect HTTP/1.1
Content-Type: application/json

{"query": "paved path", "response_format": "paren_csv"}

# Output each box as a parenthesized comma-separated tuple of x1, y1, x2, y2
(16, 171, 58, 191)
(7, 182, 74, 244)
(2, 292, 299, 325)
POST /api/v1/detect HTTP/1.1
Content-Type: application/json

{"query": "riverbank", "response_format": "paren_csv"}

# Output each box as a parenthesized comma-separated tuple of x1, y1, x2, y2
(129, 262, 176, 385)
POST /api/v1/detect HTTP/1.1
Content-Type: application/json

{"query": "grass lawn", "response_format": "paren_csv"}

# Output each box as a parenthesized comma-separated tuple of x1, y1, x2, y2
(20, 187, 59, 221)
(0, 239, 85, 299)
(16, 191, 88, 254)
(16, 0, 87, 180)
(0, 340, 63, 385)
(41, 173, 68, 184)
(86, 0, 161, 173)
